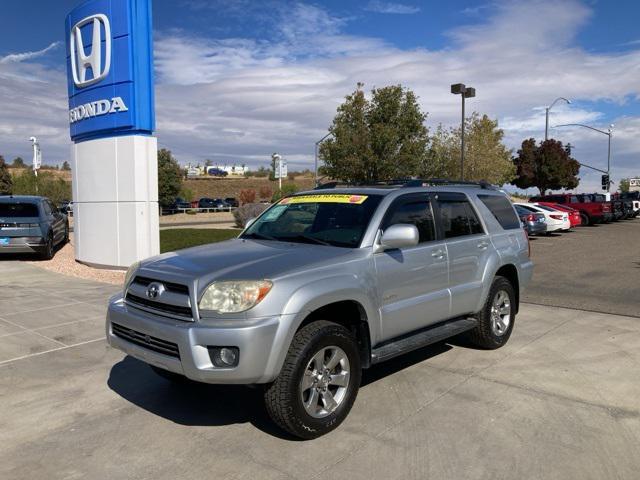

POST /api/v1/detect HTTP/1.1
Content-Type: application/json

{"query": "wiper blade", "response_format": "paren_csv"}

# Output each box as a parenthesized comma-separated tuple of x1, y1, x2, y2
(242, 232, 277, 241)
(287, 235, 333, 246)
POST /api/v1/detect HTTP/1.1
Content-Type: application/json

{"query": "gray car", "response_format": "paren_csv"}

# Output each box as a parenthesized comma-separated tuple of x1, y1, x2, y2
(515, 204, 547, 236)
(0, 195, 69, 259)
(106, 180, 533, 438)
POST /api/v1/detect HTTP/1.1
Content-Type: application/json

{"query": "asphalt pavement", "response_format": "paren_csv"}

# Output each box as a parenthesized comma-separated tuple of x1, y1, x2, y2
(524, 217, 640, 317)
(1, 257, 639, 479)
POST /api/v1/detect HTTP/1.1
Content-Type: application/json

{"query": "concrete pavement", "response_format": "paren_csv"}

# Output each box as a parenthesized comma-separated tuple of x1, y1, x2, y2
(1, 262, 639, 479)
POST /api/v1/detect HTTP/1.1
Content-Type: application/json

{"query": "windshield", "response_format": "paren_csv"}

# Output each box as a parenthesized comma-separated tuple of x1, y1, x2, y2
(241, 193, 382, 248)
(0, 202, 39, 218)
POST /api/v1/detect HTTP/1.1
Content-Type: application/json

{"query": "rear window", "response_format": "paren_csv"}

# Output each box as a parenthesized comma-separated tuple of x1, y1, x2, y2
(0, 203, 39, 218)
(478, 195, 521, 230)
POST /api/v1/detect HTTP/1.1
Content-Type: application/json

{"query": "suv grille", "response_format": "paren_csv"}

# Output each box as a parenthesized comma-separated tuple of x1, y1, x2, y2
(124, 276, 194, 321)
(112, 323, 180, 358)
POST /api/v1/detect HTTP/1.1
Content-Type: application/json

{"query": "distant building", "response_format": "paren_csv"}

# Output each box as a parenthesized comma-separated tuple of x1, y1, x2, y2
(630, 178, 640, 192)
(206, 165, 248, 176)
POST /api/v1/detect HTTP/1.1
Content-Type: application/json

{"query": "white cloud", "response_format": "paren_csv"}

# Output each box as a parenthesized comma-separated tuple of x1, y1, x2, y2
(0, 42, 60, 64)
(364, 1, 420, 14)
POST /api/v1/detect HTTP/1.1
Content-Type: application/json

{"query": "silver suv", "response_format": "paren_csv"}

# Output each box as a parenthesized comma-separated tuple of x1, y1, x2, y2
(106, 180, 533, 439)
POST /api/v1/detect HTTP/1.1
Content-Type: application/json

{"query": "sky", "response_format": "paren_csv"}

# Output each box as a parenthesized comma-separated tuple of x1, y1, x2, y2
(0, 0, 639, 193)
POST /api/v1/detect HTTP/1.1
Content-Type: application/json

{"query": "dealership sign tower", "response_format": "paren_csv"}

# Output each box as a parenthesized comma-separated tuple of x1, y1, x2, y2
(65, 0, 158, 268)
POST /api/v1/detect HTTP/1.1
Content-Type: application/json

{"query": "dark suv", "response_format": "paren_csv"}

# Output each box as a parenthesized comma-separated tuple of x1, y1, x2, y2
(0, 196, 69, 259)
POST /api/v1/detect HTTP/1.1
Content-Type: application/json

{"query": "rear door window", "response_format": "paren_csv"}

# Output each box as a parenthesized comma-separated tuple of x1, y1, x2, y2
(478, 195, 520, 230)
(437, 194, 484, 238)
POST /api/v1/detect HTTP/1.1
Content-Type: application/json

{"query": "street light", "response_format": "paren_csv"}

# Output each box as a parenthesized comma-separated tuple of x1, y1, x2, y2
(552, 123, 614, 191)
(451, 83, 476, 180)
(314, 132, 332, 186)
(545, 97, 571, 141)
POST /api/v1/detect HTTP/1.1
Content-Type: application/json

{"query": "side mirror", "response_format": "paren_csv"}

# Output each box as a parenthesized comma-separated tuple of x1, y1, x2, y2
(376, 224, 419, 252)
(244, 217, 257, 229)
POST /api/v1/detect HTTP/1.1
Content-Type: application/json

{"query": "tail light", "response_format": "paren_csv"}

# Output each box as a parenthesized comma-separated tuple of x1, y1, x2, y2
(550, 214, 563, 220)
(526, 214, 536, 222)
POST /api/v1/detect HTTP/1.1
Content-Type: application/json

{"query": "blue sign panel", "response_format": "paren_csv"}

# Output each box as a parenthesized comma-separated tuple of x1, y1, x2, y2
(65, 0, 155, 142)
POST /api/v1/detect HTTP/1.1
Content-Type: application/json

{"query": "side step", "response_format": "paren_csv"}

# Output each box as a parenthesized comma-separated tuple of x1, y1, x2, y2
(370, 317, 478, 365)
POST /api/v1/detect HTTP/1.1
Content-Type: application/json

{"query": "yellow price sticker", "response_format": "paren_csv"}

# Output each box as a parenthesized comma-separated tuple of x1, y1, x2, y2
(280, 194, 369, 205)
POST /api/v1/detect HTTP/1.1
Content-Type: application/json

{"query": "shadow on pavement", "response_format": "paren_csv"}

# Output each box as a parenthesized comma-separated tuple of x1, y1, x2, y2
(107, 341, 455, 439)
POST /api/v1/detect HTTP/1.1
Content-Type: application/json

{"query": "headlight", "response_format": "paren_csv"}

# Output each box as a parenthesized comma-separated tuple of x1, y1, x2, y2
(199, 280, 272, 313)
(124, 261, 140, 288)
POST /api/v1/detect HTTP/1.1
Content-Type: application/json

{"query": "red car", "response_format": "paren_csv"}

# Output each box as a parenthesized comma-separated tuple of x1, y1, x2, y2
(534, 202, 582, 227)
(530, 193, 611, 225)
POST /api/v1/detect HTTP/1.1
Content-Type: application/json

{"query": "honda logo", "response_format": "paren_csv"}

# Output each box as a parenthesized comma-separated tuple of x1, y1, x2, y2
(69, 14, 111, 88)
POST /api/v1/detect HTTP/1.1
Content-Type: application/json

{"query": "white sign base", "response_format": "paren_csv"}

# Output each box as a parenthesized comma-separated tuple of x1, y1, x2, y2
(71, 135, 159, 269)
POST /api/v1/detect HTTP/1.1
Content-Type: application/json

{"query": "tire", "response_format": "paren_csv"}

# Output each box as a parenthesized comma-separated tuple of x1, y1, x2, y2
(150, 365, 191, 383)
(580, 212, 590, 226)
(264, 320, 362, 439)
(468, 276, 516, 349)
(63, 223, 69, 244)
(40, 234, 54, 260)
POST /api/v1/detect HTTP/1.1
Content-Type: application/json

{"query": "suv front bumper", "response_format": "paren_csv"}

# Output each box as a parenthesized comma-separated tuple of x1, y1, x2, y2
(106, 294, 291, 384)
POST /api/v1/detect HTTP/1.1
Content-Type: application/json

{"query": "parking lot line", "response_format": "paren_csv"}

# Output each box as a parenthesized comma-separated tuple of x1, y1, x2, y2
(0, 337, 104, 367)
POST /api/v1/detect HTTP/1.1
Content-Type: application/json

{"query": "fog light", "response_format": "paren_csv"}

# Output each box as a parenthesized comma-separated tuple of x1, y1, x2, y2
(208, 347, 239, 368)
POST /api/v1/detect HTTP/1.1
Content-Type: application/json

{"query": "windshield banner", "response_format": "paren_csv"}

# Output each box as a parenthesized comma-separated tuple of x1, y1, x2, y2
(280, 194, 368, 205)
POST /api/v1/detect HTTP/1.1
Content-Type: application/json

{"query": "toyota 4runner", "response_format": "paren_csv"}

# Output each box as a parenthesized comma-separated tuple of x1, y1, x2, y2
(106, 180, 533, 439)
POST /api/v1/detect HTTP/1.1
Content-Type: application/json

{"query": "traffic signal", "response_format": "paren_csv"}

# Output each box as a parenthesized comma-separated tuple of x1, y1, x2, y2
(601, 174, 609, 190)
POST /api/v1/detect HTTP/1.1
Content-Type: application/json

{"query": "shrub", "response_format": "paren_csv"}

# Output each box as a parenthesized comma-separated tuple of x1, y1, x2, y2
(271, 183, 299, 202)
(259, 186, 272, 200)
(232, 203, 268, 228)
(239, 189, 257, 205)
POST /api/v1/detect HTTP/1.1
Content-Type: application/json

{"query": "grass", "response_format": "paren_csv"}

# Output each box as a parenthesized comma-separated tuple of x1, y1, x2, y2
(160, 228, 239, 253)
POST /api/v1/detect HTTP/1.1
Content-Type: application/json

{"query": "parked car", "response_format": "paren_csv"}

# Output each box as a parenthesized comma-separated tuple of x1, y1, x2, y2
(224, 197, 239, 208)
(0, 195, 69, 259)
(107, 180, 533, 439)
(58, 199, 73, 216)
(514, 203, 570, 233)
(582, 193, 613, 222)
(530, 193, 611, 225)
(198, 198, 229, 209)
(533, 202, 581, 227)
(207, 168, 228, 177)
(168, 197, 191, 211)
(514, 205, 547, 235)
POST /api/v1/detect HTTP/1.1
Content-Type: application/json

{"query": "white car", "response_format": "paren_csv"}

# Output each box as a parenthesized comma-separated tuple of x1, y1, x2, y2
(514, 203, 571, 232)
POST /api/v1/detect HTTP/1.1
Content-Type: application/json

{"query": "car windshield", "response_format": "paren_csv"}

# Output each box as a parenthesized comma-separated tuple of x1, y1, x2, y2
(241, 193, 382, 248)
(0, 202, 39, 218)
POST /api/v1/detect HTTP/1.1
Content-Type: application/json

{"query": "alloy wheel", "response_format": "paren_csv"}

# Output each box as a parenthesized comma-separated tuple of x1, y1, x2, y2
(300, 346, 350, 418)
(490, 290, 511, 336)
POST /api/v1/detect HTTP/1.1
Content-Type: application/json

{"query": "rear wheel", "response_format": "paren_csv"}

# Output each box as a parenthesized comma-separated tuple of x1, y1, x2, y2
(468, 276, 516, 349)
(40, 234, 54, 260)
(264, 321, 361, 439)
(580, 212, 591, 226)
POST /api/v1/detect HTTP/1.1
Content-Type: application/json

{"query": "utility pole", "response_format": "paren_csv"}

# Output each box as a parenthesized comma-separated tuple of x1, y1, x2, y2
(450, 84, 476, 180)
(29, 136, 41, 194)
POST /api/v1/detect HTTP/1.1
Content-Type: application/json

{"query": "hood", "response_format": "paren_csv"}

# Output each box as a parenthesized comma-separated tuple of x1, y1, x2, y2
(139, 238, 361, 283)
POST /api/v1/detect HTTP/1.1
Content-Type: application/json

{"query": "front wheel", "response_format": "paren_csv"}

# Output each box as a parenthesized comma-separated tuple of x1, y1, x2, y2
(264, 321, 361, 439)
(468, 276, 516, 349)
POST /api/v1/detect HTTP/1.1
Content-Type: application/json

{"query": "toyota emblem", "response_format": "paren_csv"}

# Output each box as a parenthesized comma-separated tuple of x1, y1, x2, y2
(146, 282, 165, 299)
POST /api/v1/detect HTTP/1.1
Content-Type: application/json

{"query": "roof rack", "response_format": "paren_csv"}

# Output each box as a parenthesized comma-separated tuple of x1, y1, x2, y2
(314, 178, 496, 190)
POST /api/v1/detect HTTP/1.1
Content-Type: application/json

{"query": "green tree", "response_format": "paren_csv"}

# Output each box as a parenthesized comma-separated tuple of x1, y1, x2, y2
(420, 114, 514, 185)
(11, 170, 71, 203)
(61, 161, 71, 171)
(511, 138, 580, 195)
(319, 83, 429, 182)
(12, 157, 25, 168)
(157, 149, 183, 207)
(0, 156, 13, 194)
(619, 178, 630, 193)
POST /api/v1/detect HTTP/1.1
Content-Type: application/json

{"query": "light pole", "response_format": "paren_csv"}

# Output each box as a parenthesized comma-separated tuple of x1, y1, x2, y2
(29, 136, 42, 194)
(553, 123, 614, 191)
(451, 83, 476, 180)
(545, 97, 570, 141)
(314, 132, 332, 186)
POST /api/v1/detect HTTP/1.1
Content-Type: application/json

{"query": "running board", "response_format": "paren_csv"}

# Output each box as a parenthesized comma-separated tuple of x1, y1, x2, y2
(370, 317, 478, 364)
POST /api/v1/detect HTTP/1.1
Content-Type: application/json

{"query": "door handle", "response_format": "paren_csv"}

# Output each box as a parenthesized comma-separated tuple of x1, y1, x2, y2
(431, 249, 445, 259)
(477, 241, 489, 250)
